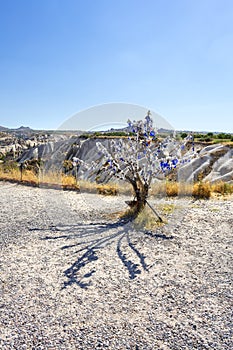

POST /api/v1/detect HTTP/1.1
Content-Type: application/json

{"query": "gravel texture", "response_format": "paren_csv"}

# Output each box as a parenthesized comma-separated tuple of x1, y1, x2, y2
(0, 182, 232, 349)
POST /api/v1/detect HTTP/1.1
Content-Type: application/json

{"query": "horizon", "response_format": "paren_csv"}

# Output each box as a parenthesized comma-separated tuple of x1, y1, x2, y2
(0, 1, 233, 133)
(1, 122, 232, 135)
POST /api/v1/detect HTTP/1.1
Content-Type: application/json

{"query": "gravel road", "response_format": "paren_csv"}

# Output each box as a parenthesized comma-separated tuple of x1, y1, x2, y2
(0, 182, 232, 349)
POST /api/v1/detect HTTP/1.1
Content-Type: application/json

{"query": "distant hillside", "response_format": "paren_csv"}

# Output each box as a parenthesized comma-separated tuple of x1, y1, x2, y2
(1, 123, 232, 137)
(0, 125, 34, 132)
(0, 126, 9, 132)
(11, 126, 34, 133)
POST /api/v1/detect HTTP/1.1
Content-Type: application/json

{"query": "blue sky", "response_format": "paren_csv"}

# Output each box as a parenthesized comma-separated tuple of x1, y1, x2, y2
(0, 0, 232, 132)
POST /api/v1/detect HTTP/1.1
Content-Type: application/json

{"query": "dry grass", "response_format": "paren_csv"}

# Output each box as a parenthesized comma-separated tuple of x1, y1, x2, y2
(24, 170, 38, 183)
(159, 203, 176, 214)
(0, 165, 232, 199)
(78, 180, 97, 193)
(151, 180, 233, 199)
(132, 203, 177, 229)
(119, 201, 172, 229)
(79, 180, 131, 196)
(132, 206, 164, 230)
(96, 183, 119, 196)
(150, 181, 193, 198)
(178, 182, 194, 197)
(211, 181, 233, 195)
(0, 166, 79, 190)
(61, 174, 79, 190)
(117, 182, 133, 196)
(150, 182, 167, 196)
(193, 181, 211, 199)
(39, 171, 62, 185)
(39, 171, 79, 190)
(166, 182, 179, 197)
(0, 167, 21, 182)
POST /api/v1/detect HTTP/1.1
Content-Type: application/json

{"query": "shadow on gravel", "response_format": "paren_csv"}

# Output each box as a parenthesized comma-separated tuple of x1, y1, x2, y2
(37, 220, 173, 289)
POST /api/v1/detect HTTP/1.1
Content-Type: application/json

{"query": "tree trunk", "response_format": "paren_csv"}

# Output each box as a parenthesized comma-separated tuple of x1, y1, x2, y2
(127, 178, 149, 220)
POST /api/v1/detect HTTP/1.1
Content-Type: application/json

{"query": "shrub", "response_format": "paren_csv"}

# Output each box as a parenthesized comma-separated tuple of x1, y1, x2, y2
(96, 183, 118, 195)
(0, 166, 20, 181)
(0, 152, 5, 161)
(211, 181, 233, 195)
(166, 181, 179, 197)
(193, 181, 211, 199)
(62, 174, 79, 190)
(199, 137, 212, 142)
(181, 132, 188, 139)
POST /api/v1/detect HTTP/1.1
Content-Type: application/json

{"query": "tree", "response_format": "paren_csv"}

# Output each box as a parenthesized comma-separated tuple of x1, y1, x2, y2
(207, 132, 213, 137)
(181, 132, 188, 139)
(73, 111, 193, 222)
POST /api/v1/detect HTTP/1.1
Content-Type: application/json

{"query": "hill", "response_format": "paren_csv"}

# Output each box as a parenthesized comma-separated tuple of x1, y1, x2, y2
(0, 126, 9, 132)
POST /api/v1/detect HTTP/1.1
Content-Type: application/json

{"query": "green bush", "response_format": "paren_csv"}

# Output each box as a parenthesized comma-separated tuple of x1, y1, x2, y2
(200, 137, 212, 142)
(180, 132, 188, 139)
(217, 133, 231, 140)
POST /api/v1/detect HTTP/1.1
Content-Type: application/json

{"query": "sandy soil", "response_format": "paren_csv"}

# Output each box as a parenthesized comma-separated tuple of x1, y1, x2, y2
(0, 182, 232, 349)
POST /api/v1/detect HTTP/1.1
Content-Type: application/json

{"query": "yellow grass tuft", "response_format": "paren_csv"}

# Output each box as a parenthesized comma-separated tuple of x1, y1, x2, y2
(0, 167, 21, 182)
(211, 181, 233, 195)
(96, 183, 119, 195)
(159, 203, 175, 214)
(133, 206, 164, 230)
(61, 174, 79, 190)
(193, 181, 211, 199)
(24, 170, 38, 183)
(166, 182, 179, 197)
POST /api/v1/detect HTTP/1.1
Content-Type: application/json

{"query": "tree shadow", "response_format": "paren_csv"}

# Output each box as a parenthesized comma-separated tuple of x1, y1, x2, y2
(38, 220, 173, 289)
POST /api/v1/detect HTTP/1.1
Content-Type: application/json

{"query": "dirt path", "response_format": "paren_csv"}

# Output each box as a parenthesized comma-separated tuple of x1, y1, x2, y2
(0, 182, 232, 349)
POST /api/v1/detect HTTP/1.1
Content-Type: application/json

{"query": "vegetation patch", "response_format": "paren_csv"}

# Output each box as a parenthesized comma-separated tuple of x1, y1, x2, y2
(96, 183, 119, 195)
(150, 181, 194, 198)
(211, 181, 233, 195)
(187, 132, 233, 144)
(0, 164, 79, 191)
(0, 161, 232, 200)
(131, 206, 165, 230)
(193, 181, 211, 199)
(160, 203, 176, 214)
